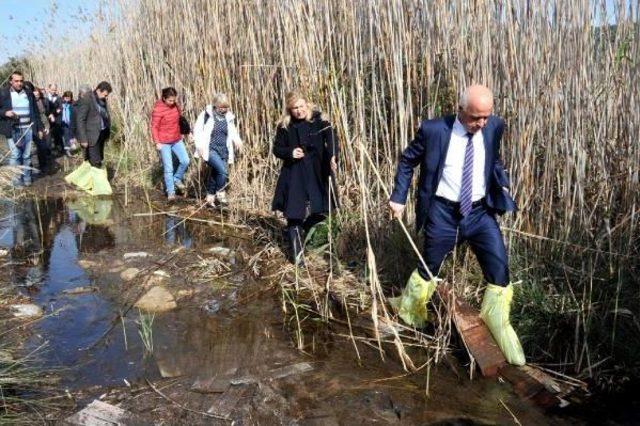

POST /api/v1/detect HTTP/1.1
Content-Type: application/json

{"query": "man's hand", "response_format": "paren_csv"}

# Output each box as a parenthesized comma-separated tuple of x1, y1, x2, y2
(48, 114, 55, 123)
(389, 201, 406, 219)
(155, 143, 162, 151)
(80, 141, 88, 148)
(4, 111, 16, 118)
(37, 131, 43, 140)
(292, 147, 305, 159)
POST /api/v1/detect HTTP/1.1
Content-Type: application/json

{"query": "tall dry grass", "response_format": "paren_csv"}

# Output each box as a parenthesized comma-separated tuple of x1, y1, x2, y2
(25, 0, 640, 384)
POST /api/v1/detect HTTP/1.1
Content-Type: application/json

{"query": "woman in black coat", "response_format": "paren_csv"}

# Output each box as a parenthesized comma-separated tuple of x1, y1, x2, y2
(272, 91, 339, 265)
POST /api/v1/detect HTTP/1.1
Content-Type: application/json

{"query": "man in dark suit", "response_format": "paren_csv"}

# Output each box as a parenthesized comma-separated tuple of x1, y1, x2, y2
(0, 71, 44, 186)
(388, 85, 524, 365)
(65, 81, 113, 196)
(75, 81, 112, 168)
(46, 83, 63, 154)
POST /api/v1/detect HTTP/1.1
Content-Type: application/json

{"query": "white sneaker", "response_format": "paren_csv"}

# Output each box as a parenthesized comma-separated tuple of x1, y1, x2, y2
(205, 193, 216, 206)
(216, 191, 228, 206)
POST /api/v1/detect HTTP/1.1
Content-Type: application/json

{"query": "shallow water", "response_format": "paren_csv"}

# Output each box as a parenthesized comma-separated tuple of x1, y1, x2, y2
(0, 197, 560, 423)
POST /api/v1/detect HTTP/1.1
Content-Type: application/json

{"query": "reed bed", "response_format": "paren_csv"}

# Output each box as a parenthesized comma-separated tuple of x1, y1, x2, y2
(24, 0, 640, 385)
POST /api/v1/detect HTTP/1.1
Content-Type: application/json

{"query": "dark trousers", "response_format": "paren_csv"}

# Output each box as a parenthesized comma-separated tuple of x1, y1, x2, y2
(418, 197, 509, 286)
(33, 135, 52, 172)
(85, 130, 109, 167)
(286, 214, 326, 263)
(50, 122, 63, 152)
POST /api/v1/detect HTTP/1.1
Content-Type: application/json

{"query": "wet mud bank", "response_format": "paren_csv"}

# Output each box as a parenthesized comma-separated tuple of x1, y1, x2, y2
(1, 195, 574, 424)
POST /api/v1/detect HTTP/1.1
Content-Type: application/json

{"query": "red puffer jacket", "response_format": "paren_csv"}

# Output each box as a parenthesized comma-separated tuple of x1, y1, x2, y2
(150, 100, 181, 143)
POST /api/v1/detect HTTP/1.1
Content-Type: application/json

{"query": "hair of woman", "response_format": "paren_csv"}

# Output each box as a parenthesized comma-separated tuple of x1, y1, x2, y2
(161, 87, 178, 99)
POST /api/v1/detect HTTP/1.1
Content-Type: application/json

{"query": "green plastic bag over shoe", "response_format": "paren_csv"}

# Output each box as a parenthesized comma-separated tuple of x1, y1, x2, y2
(389, 270, 439, 328)
(88, 167, 112, 196)
(479, 284, 526, 366)
(65, 161, 93, 191)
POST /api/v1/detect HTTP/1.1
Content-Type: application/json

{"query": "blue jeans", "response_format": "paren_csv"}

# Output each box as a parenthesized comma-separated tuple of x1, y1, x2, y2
(62, 124, 73, 149)
(7, 127, 33, 185)
(158, 140, 190, 196)
(206, 150, 227, 195)
(418, 197, 509, 285)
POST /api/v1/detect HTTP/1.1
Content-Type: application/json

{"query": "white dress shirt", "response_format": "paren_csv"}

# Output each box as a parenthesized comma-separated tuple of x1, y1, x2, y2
(435, 117, 486, 202)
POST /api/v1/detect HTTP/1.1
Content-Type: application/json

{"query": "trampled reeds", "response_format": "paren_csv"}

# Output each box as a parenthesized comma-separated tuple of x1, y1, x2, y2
(24, 0, 640, 385)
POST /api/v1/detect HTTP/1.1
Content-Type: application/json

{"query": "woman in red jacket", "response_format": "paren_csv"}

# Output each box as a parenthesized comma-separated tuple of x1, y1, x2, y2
(151, 87, 190, 200)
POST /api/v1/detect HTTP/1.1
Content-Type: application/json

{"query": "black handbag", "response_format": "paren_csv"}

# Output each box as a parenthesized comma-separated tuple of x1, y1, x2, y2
(179, 115, 191, 135)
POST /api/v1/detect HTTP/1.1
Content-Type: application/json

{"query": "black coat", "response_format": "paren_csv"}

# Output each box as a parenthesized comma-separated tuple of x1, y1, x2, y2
(0, 87, 43, 138)
(76, 93, 110, 146)
(271, 112, 339, 220)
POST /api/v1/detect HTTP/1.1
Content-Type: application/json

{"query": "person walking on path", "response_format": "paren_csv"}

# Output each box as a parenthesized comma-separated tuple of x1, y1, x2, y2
(150, 87, 190, 201)
(0, 71, 44, 186)
(60, 91, 77, 156)
(193, 93, 243, 207)
(28, 84, 54, 174)
(65, 81, 113, 196)
(388, 84, 525, 366)
(46, 83, 63, 155)
(271, 90, 339, 266)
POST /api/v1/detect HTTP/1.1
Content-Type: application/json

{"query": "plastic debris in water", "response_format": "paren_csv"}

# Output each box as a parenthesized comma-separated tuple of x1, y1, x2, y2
(202, 300, 221, 315)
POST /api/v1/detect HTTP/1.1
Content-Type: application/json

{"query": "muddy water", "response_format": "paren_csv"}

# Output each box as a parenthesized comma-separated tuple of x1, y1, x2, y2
(0, 197, 560, 424)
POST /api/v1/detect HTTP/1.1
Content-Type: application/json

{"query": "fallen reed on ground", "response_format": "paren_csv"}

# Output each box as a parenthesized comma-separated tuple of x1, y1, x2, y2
(23, 0, 640, 386)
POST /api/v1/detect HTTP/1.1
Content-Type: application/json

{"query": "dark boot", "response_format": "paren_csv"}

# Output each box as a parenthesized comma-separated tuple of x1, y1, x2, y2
(286, 225, 305, 266)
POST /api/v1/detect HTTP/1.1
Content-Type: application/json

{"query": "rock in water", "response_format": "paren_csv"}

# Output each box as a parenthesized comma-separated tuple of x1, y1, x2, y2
(134, 287, 177, 313)
(120, 267, 140, 282)
(123, 252, 151, 260)
(65, 400, 134, 425)
(11, 304, 44, 318)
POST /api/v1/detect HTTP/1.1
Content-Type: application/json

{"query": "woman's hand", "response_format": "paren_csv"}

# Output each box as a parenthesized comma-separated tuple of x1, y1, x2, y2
(155, 143, 162, 151)
(292, 147, 305, 159)
(330, 156, 337, 173)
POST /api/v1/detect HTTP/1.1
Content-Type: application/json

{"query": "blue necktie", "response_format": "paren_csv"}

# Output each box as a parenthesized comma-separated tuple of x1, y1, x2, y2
(459, 132, 474, 216)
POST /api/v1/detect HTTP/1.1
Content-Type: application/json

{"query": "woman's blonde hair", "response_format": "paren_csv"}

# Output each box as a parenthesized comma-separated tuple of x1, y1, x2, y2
(278, 90, 325, 128)
(212, 92, 230, 108)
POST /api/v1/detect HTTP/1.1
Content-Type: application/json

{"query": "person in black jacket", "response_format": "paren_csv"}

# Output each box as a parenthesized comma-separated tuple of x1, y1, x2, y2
(271, 91, 339, 265)
(65, 81, 113, 196)
(76, 81, 112, 168)
(45, 83, 63, 155)
(0, 71, 44, 186)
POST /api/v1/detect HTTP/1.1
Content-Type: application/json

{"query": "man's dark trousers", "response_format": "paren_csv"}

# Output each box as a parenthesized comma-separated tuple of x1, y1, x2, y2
(418, 197, 509, 286)
(84, 129, 109, 167)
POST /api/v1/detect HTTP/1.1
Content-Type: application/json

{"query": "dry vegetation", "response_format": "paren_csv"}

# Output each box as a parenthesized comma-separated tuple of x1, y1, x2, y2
(23, 0, 640, 386)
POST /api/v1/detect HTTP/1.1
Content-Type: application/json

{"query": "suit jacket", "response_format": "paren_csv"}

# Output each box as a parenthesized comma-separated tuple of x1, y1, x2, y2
(0, 87, 44, 138)
(390, 114, 516, 232)
(46, 95, 62, 124)
(75, 93, 110, 146)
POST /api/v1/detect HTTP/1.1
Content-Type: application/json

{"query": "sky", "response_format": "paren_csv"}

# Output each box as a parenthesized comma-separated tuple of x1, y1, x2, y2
(0, 0, 102, 63)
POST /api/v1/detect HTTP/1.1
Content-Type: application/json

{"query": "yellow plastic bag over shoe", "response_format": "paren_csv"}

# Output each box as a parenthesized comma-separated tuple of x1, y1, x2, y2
(479, 284, 526, 366)
(389, 269, 439, 328)
(65, 161, 93, 191)
(68, 197, 113, 225)
(88, 167, 113, 196)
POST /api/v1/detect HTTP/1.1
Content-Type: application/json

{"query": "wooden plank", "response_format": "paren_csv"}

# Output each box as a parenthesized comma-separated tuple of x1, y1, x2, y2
(436, 286, 569, 408)
(207, 385, 249, 419)
(499, 365, 564, 409)
(436, 286, 506, 377)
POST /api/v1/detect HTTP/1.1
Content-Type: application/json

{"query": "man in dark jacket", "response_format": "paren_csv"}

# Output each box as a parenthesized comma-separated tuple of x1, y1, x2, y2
(75, 81, 112, 168)
(0, 71, 44, 186)
(65, 81, 113, 196)
(46, 83, 63, 155)
(388, 85, 525, 366)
